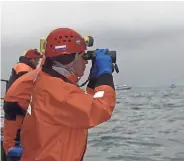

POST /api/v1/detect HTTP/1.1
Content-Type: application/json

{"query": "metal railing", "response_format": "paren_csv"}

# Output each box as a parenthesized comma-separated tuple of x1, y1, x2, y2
(1, 79, 8, 83)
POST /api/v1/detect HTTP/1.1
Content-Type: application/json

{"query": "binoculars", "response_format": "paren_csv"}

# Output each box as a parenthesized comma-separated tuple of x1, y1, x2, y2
(83, 50, 119, 73)
(83, 36, 119, 73)
(83, 50, 116, 63)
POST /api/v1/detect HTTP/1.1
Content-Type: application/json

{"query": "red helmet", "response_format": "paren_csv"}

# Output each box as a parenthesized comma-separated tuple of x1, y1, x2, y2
(24, 49, 42, 59)
(45, 28, 87, 57)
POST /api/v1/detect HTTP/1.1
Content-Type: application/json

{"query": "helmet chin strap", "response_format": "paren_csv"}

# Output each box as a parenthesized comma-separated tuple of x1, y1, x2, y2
(71, 53, 90, 87)
(52, 53, 81, 83)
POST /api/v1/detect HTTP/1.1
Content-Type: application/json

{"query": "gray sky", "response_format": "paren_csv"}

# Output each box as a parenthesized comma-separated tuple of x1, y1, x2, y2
(1, 1, 184, 87)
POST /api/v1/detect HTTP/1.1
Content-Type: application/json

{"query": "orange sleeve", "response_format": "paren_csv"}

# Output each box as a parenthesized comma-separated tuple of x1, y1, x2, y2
(4, 69, 40, 110)
(48, 84, 116, 129)
(4, 80, 32, 110)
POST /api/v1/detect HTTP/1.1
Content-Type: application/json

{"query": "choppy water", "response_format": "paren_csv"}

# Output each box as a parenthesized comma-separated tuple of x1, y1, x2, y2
(1, 86, 184, 161)
(85, 86, 184, 161)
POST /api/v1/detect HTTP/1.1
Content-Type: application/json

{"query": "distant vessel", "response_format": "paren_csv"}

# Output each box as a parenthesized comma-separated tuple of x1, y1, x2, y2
(122, 85, 131, 90)
(170, 84, 176, 88)
(116, 84, 131, 90)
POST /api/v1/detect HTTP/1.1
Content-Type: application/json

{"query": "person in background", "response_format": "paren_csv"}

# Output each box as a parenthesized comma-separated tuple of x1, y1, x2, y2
(2, 49, 42, 155)
(6, 49, 41, 91)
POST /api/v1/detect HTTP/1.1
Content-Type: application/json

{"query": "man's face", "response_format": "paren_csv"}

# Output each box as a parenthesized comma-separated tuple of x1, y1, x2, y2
(31, 58, 40, 67)
(73, 53, 88, 77)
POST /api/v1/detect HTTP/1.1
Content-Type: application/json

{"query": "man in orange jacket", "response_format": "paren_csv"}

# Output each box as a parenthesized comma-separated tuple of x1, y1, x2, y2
(6, 49, 41, 91)
(6, 28, 116, 161)
(2, 49, 42, 154)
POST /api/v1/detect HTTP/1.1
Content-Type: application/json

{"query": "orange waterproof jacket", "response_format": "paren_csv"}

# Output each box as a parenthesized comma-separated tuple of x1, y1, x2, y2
(20, 70, 116, 161)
